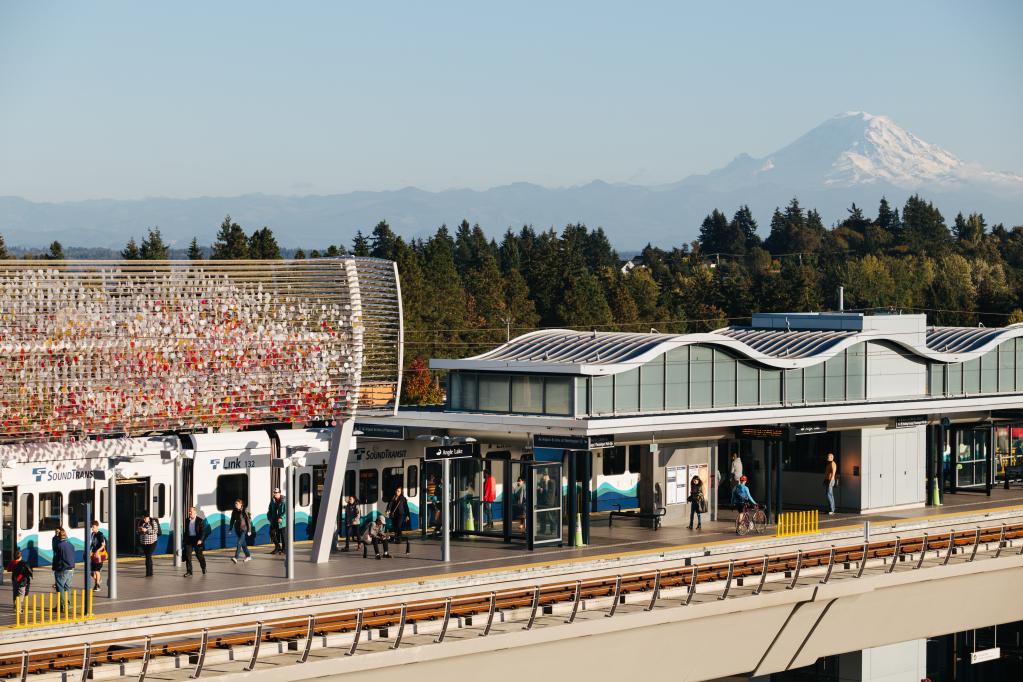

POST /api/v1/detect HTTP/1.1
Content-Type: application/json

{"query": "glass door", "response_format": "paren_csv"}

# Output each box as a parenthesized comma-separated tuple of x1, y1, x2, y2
(527, 461, 562, 549)
(955, 429, 989, 489)
(1, 488, 14, 566)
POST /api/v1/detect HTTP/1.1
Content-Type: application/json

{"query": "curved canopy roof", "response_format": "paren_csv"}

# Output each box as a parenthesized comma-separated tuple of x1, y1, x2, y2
(431, 322, 1023, 376)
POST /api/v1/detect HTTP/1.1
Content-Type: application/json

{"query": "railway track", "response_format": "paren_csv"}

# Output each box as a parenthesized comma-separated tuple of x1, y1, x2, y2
(2, 521, 1021, 680)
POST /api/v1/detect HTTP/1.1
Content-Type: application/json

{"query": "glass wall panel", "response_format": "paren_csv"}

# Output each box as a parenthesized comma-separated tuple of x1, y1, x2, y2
(575, 377, 588, 416)
(478, 374, 510, 412)
(736, 361, 758, 406)
(614, 368, 640, 413)
(591, 375, 614, 415)
(947, 362, 963, 395)
(928, 364, 945, 396)
(690, 346, 713, 409)
(963, 358, 981, 394)
(713, 349, 736, 407)
(785, 368, 803, 404)
(459, 373, 478, 410)
(544, 377, 572, 415)
(760, 369, 782, 405)
(511, 375, 544, 414)
(847, 344, 866, 399)
(825, 353, 846, 402)
(665, 347, 689, 410)
(1017, 338, 1023, 390)
(640, 357, 665, 411)
(804, 363, 825, 403)
(449, 372, 462, 409)
(981, 350, 998, 394)
(998, 342, 1015, 393)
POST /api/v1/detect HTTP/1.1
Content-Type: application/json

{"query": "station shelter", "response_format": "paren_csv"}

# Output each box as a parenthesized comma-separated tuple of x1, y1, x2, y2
(357, 312, 1023, 544)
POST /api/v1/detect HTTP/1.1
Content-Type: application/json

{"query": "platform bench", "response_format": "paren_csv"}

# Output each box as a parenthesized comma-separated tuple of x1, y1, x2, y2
(608, 504, 667, 531)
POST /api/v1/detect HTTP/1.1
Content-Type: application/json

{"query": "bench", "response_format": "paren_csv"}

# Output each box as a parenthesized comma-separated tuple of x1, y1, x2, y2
(608, 504, 667, 531)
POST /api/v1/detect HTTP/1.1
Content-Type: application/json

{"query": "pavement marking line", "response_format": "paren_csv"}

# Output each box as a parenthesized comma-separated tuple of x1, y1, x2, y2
(48, 501, 1023, 625)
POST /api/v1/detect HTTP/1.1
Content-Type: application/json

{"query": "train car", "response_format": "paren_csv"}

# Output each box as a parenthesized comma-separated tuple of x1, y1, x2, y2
(275, 427, 333, 541)
(0, 436, 179, 566)
(346, 438, 423, 531)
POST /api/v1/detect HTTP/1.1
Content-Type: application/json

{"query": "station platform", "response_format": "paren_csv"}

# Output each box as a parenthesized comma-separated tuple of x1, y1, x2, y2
(2, 488, 1021, 626)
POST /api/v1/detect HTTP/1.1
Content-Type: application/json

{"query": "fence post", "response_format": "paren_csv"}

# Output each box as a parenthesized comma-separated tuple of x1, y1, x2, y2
(887, 537, 902, 574)
(566, 581, 582, 624)
(787, 550, 803, 589)
(606, 576, 622, 617)
(481, 591, 497, 636)
(684, 566, 698, 606)
(245, 623, 263, 671)
(300, 614, 316, 662)
(914, 534, 929, 570)
(646, 570, 661, 611)
(753, 555, 769, 595)
(191, 628, 209, 679)
(942, 530, 956, 566)
(968, 528, 981, 562)
(138, 635, 153, 682)
(390, 606, 406, 651)
(525, 586, 541, 628)
(855, 542, 869, 579)
(434, 600, 452, 643)
(719, 560, 735, 600)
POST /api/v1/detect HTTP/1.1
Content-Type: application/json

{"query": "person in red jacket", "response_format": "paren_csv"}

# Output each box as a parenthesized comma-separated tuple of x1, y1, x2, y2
(7, 549, 32, 605)
(483, 471, 497, 529)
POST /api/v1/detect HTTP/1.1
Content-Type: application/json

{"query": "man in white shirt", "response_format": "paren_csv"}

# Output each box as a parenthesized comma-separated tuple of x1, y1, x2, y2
(182, 506, 209, 577)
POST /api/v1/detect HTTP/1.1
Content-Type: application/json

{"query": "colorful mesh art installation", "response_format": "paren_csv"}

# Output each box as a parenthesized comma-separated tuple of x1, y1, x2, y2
(0, 259, 402, 443)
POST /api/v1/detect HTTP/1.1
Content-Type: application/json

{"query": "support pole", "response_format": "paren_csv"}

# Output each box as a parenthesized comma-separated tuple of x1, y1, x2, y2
(108, 473, 117, 600)
(173, 457, 182, 568)
(83, 504, 92, 593)
(310, 418, 356, 564)
(442, 457, 451, 563)
(286, 464, 295, 579)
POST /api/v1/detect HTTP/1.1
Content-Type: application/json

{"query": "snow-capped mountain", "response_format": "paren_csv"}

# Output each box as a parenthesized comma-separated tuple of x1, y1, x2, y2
(1, 112, 1021, 249)
(683, 111, 1023, 193)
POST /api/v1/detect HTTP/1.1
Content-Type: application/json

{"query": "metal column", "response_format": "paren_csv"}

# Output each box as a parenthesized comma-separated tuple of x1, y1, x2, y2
(108, 474, 117, 600)
(173, 457, 182, 568)
(285, 463, 295, 578)
(567, 451, 577, 546)
(309, 418, 356, 564)
(581, 450, 591, 544)
(441, 458, 451, 562)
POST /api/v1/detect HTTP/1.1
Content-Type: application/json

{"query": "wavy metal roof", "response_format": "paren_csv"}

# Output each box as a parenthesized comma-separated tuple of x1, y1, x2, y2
(430, 323, 1023, 376)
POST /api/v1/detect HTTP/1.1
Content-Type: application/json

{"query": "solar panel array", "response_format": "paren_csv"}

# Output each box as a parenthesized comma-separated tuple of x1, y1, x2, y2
(0, 258, 402, 443)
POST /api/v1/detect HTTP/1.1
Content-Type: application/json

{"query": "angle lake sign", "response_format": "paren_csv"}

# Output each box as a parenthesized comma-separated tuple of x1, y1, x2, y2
(424, 443, 480, 461)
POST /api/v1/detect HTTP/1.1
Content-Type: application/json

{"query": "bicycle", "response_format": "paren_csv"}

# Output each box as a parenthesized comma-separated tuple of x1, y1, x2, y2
(735, 503, 767, 536)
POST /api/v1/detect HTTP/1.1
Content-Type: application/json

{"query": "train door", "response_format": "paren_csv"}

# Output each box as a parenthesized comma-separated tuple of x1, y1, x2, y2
(380, 464, 404, 532)
(403, 460, 419, 530)
(115, 479, 149, 555)
(2, 487, 14, 565)
(307, 464, 326, 541)
(420, 461, 442, 537)
(292, 466, 316, 541)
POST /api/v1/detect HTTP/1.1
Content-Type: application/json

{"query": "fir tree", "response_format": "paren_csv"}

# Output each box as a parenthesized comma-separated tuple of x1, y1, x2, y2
(309, 249, 322, 258)
(211, 215, 249, 259)
(46, 241, 64, 260)
(293, 248, 306, 259)
(121, 237, 141, 260)
(187, 237, 203, 260)
(325, 245, 341, 257)
(0, 233, 7, 259)
(140, 227, 170, 260)
(248, 227, 281, 259)
(352, 231, 370, 257)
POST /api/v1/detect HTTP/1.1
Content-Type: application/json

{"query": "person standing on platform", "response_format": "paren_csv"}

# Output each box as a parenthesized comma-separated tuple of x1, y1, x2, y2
(824, 452, 838, 515)
(729, 452, 743, 493)
(51, 528, 75, 609)
(512, 476, 526, 531)
(687, 475, 706, 530)
(267, 488, 286, 555)
(7, 549, 32, 605)
(136, 513, 160, 577)
(482, 471, 497, 529)
(182, 506, 209, 577)
(385, 486, 410, 553)
(89, 520, 107, 591)
(340, 496, 361, 552)
(229, 499, 253, 564)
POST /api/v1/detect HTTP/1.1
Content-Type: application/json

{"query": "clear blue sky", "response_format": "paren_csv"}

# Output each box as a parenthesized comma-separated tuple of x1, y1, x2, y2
(1, 1, 1020, 202)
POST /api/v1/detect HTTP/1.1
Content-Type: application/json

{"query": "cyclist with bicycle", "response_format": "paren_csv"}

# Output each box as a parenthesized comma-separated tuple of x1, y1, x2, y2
(730, 475, 756, 511)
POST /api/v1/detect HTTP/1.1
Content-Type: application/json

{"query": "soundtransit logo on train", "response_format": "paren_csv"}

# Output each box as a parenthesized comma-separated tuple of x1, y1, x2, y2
(356, 447, 408, 461)
(32, 467, 95, 482)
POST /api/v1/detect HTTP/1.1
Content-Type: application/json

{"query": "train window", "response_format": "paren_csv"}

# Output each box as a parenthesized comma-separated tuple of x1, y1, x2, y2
(154, 483, 166, 518)
(99, 489, 108, 523)
(298, 473, 311, 507)
(39, 492, 63, 532)
(216, 474, 249, 511)
(602, 447, 626, 476)
(68, 489, 94, 529)
(359, 470, 379, 504)
(628, 445, 642, 474)
(19, 493, 34, 530)
(406, 466, 419, 498)
(344, 470, 356, 501)
(382, 467, 403, 500)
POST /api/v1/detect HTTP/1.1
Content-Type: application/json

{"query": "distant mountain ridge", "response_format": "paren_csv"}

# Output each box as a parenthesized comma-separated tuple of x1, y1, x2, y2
(2, 112, 1021, 249)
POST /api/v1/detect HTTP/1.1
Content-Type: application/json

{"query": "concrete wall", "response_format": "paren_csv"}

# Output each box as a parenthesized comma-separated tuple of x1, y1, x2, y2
(867, 341, 927, 399)
(641, 441, 715, 524)
(838, 639, 927, 682)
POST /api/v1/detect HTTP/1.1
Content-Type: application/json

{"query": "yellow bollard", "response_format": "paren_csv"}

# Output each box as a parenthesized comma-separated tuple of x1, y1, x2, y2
(48, 592, 53, 624)
(74, 589, 78, 620)
(88, 587, 93, 617)
(32, 594, 37, 626)
(15, 597, 20, 628)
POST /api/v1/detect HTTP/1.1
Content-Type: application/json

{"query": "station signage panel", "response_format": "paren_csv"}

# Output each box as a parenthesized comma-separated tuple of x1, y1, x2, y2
(533, 434, 615, 450)
(893, 415, 928, 429)
(736, 422, 827, 441)
(424, 443, 480, 461)
(355, 423, 406, 440)
(790, 421, 827, 437)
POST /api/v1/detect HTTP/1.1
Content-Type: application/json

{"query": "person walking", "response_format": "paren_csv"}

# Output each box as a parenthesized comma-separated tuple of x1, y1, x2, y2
(89, 520, 107, 591)
(362, 516, 390, 559)
(7, 549, 32, 605)
(340, 496, 361, 552)
(824, 452, 838, 515)
(229, 499, 253, 564)
(136, 513, 160, 577)
(267, 488, 286, 555)
(51, 528, 75, 610)
(482, 471, 497, 529)
(182, 506, 209, 577)
(385, 486, 410, 552)
(729, 452, 743, 493)
(512, 476, 526, 531)
(687, 475, 707, 530)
